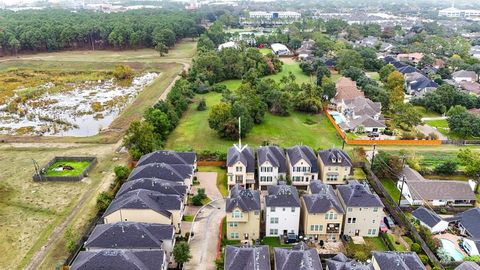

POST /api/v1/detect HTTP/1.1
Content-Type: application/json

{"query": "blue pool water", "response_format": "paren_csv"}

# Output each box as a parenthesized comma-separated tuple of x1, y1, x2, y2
(330, 113, 344, 123)
(440, 239, 464, 261)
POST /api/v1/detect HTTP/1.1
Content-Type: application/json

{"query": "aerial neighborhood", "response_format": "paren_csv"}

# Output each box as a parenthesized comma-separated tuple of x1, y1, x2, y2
(2, 1, 480, 270)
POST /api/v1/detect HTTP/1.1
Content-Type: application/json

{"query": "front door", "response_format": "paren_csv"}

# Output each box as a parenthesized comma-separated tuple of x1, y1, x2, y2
(355, 230, 360, 236)
(283, 230, 288, 236)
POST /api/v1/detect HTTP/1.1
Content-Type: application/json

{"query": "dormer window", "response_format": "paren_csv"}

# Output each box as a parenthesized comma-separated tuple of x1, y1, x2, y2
(338, 155, 342, 163)
(331, 157, 336, 163)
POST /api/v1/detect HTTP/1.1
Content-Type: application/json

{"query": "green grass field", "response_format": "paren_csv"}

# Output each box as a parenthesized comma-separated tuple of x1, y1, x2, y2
(165, 92, 342, 152)
(259, 48, 272, 55)
(366, 72, 380, 81)
(261, 237, 292, 248)
(364, 237, 388, 251)
(414, 106, 441, 118)
(380, 178, 401, 202)
(44, 161, 91, 177)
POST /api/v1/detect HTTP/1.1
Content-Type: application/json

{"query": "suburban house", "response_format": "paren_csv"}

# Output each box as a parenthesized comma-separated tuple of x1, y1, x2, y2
(301, 182, 344, 242)
(398, 65, 421, 75)
(411, 207, 449, 234)
(397, 53, 423, 63)
(471, 45, 480, 59)
(102, 189, 184, 232)
(455, 262, 480, 270)
(397, 166, 476, 207)
(225, 185, 261, 242)
(337, 181, 384, 237)
(257, 145, 287, 189)
(317, 148, 353, 185)
(337, 96, 386, 133)
(371, 251, 426, 270)
(84, 222, 175, 259)
(224, 245, 270, 270)
(271, 43, 291, 56)
(128, 163, 194, 188)
(452, 70, 478, 83)
(227, 145, 255, 190)
(70, 249, 167, 270)
(296, 39, 315, 60)
(136, 150, 196, 169)
(116, 178, 188, 204)
(274, 242, 323, 270)
(286, 145, 319, 187)
(404, 72, 438, 96)
(218, 41, 239, 51)
(265, 183, 301, 237)
(325, 253, 372, 270)
(460, 81, 480, 96)
(356, 36, 379, 47)
(448, 208, 480, 257)
(379, 42, 394, 53)
(333, 77, 364, 106)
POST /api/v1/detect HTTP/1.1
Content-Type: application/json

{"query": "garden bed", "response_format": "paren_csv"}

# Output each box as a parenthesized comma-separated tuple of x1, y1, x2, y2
(33, 156, 97, 181)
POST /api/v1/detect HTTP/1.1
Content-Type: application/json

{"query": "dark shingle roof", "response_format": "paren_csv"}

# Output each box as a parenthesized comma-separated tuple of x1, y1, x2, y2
(227, 146, 255, 173)
(225, 245, 270, 270)
(452, 208, 480, 238)
(116, 178, 187, 198)
(265, 184, 301, 207)
(318, 148, 352, 167)
(257, 146, 287, 173)
(398, 65, 420, 74)
(136, 150, 196, 167)
(226, 185, 261, 212)
(274, 242, 323, 270)
(455, 261, 480, 270)
(84, 222, 174, 249)
(411, 207, 443, 228)
(325, 252, 373, 270)
(287, 146, 319, 173)
(128, 163, 193, 183)
(302, 184, 344, 214)
(406, 181, 476, 202)
(372, 251, 426, 270)
(70, 249, 165, 270)
(337, 180, 384, 208)
(103, 189, 182, 218)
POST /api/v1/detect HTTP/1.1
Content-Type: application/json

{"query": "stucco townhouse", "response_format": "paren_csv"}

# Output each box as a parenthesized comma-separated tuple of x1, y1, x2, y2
(317, 148, 353, 185)
(257, 145, 288, 190)
(265, 182, 301, 237)
(225, 184, 261, 242)
(226, 145, 256, 190)
(286, 145, 319, 188)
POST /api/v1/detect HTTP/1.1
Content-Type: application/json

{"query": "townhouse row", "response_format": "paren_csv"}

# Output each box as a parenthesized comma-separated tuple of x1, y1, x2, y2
(70, 150, 197, 270)
(227, 145, 354, 190)
(225, 179, 385, 243)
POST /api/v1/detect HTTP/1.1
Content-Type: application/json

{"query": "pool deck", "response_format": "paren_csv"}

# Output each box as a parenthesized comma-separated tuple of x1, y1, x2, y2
(434, 233, 468, 257)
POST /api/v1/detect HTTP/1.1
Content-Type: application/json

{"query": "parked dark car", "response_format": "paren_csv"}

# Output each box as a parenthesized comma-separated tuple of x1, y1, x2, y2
(384, 216, 396, 229)
(368, 132, 380, 138)
(285, 233, 298, 244)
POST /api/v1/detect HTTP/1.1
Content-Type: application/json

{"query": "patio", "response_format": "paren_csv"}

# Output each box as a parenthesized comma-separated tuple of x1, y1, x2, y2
(434, 233, 468, 259)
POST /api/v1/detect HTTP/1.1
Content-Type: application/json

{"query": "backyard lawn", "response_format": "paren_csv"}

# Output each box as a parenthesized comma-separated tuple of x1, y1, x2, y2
(414, 106, 441, 118)
(364, 237, 388, 251)
(44, 161, 91, 177)
(423, 119, 449, 136)
(165, 92, 343, 152)
(380, 178, 401, 202)
(261, 237, 292, 248)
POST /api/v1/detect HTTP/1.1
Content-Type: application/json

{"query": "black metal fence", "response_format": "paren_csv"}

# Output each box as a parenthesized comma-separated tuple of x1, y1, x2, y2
(33, 156, 97, 182)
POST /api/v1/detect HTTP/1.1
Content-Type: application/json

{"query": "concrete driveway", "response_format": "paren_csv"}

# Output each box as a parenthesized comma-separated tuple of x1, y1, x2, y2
(184, 199, 225, 270)
(194, 172, 223, 200)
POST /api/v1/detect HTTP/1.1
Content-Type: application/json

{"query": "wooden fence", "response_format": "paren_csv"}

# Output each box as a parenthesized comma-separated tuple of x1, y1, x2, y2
(198, 160, 226, 167)
(323, 109, 443, 146)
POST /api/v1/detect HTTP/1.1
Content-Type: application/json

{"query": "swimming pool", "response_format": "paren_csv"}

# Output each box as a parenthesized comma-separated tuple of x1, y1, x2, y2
(329, 112, 345, 124)
(440, 238, 464, 261)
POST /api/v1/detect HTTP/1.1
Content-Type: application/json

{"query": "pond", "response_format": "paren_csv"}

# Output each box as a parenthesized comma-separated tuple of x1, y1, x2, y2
(0, 73, 158, 136)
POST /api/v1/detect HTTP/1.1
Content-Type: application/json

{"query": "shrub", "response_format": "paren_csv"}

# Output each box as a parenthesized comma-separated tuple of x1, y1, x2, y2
(434, 161, 458, 175)
(428, 132, 439, 140)
(419, 254, 429, 265)
(113, 64, 134, 80)
(114, 165, 130, 182)
(96, 192, 113, 211)
(411, 243, 421, 253)
(197, 98, 207, 111)
(415, 131, 425, 140)
(64, 227, 78, 253)
(191, 188, 207, 206)
(401, 132, 415, 140)
(354, 251, 369, 261)
(439, 208, 447, 214)
(464, 255, 480, 262)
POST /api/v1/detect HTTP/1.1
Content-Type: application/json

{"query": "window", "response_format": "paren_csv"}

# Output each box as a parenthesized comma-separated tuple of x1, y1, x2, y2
(229, 222, 238, 227)
(267, 176, 272, 182)
(236, 166, 242, 172)
(235, 175, 243, 182)
(326, 174, 338, 181)
(372, 220, 375, 224)
(347, 218, 351, 223)
(325, 211, 337, 220)
(232, 210, 243, 218)
(367, 229, 372, 235)
(271, 207, 275, 212)
(291, 207, 295, 212)
(282, 208, 286, 212)
(373, 207, 378, 212)
(352, 218, 356, 223)
(260, 176, 266, 182)
(270, 229, 278, 235)
(347, 218, 356, 224)
(372, 229, 376, 235)
(270, 217, 279, 224)
(348, 208, 352, 212)
(310, 225, 323, 231)
(230, 233, 239, 239)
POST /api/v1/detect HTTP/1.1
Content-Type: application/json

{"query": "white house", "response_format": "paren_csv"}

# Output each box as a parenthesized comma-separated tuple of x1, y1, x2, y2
(227, 145, 255, 189)
(411, 207, 449, 234)
(450, 208, 480, 257)
(265, 183, 301, 237)
(471, 46, 480, 60)
(461, 238, 480, 257)
(286, 145, 319, 188)
(271, 43, 291, 56)
(439, 7, 480, 18)
(218, 41, 239, 51)
(452, 70, 478, 83)
(257, 146, 287, 190)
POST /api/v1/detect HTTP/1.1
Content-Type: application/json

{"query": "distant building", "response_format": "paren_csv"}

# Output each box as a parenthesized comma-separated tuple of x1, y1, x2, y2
(452, 70, 478, 83)
(257, 145, 287, 189)
(274, 242, 323, 270)
(296, 39, 315, 60)
(371, 251, 426, 270)
(411, 207, 448, 234)
(224, 245, 270, 270)
(248, 11, 301, 20)
(471, 45, 480, 59)
(265, 183, 301, 236)
(404, 72, 438, 96)
(334, 77, 364, 103)
(227, 145, 255, 189)
(460, 81, 480, 96)
(397, 53, 423, 63)
(225, 185, 261, 241)
(218, 41, 239, 51)
(116, 178, 187, 204)
(439, 7, 480, 18)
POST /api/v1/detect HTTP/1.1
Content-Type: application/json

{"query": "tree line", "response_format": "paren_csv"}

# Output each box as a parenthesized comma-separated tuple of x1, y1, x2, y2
(0, 9, 204, 55)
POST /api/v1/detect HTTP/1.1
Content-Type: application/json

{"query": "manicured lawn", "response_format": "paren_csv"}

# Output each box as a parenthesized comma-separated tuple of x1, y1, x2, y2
(380, 178, 401, 202)
(259, 48, 272, 55)
(365, 237, 388, 251)
(424, 119, 448, 129)
(44, 160, 91, 176)
(165, 93, 343, 152)
(198, 166, 228, 197)
(385, 233, 407, 251)
(366, 72, 380, 81)
(414, 106, 441, 118)
(261, 237, 292, 248)
(353, 168, 367, 180)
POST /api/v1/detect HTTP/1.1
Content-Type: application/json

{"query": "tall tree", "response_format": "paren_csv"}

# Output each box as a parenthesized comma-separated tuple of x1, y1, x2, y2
(173, 242, 192, 270)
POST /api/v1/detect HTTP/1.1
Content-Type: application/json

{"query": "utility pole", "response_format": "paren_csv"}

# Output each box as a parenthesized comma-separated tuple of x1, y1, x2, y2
(370, 144, 376, 169)
(398, 155, 407, 206)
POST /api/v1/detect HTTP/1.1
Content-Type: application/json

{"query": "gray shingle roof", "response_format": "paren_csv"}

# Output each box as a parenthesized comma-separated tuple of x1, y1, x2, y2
(406, 180, 476, 201)
(225, 245, 270, 270)
(302, 184, 344, 214)
(455, 262, 480, 270)
(372, 251, 426, 270)
(287, 145, 319, 173)
(116, 178, 187, 198)
(337, 180, 384, 208)
(398, 65, 420, 74)
(325, 252, 373, 270)
(265, 184, 301, 208)
(452, 208, 480, 238)
(257, 146, 287, 173)
(227, 146, 255, 173)
(452, 70, 477, 80)
(70, 249, 165, 270)
(128, 163, 193, 183)
(274, 242, 323, 270)
(318, 148, 353, 167)
(226, 185, 261, 212)
(84, 222, 174, 250)
(136, 150, 196, 167)
(103, 189, 182, 218)
(411, 207, 443, 228)
(400, 166, 425, 182)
